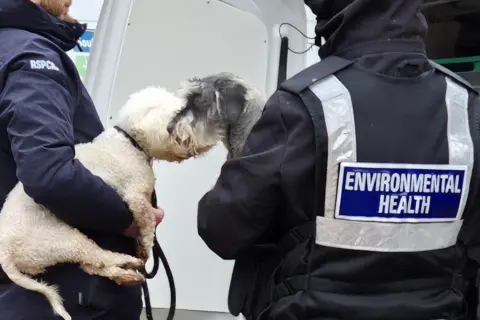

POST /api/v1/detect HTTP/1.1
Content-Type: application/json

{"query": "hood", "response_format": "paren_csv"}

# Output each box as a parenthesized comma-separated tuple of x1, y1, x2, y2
(305, 0, 430, 75)
(0, 0, 86, 51)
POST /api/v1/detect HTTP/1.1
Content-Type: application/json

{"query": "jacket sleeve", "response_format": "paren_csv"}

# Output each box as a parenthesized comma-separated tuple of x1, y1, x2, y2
(197, 91, 288, 260)
(0, 39, 133, 234)
(460, 93, 480, 263)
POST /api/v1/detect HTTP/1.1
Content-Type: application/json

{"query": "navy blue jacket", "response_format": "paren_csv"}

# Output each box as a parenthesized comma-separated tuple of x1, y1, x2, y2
(0, 1, 141, 317)
(0, 0, 134, 235)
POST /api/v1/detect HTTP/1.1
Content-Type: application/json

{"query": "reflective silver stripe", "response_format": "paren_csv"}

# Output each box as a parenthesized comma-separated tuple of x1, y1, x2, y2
(314, 216, 464, 252)
(445, 77, 474, 218)
(309, 75, 356, 219)
(308, 75, 472, 252)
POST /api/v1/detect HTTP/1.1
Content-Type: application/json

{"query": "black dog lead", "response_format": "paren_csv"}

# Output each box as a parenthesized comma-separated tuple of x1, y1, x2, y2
(142, 190, 176, 320)
(114, 125, 176, 320)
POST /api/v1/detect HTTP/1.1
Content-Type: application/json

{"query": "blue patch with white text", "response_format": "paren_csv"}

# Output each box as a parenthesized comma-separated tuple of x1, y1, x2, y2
(335, 162, 468, 222)
(73, 30, 94, 53)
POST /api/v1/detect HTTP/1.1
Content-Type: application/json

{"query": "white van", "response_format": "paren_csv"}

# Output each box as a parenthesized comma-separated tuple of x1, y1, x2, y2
(77, 1, 480, 319)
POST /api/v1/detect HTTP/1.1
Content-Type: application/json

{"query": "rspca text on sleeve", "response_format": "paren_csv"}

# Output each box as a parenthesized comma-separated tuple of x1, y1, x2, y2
(29, 60, 60, 72)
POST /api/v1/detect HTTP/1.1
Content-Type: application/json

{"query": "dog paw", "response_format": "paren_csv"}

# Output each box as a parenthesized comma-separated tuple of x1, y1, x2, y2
(122, 258, 145, 270)
(112, 268, 145, 285)
(138, 248, 150, 262)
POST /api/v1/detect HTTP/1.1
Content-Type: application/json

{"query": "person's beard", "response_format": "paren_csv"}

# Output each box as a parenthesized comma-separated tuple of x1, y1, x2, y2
(38, 0, 78, 23)
(61, 13, 77, 24)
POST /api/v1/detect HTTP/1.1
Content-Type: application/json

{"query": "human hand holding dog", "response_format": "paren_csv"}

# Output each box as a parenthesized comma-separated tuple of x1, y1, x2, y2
(123, 206, 164, 238)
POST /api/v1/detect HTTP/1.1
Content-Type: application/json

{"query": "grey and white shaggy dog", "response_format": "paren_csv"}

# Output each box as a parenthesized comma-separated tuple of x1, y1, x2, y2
(169, 72, 266, 159)
(0, 72, 265, 320)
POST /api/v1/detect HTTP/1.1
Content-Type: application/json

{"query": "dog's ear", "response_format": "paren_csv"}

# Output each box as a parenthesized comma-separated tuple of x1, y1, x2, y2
(167, 112, 196, 150)
(176, 77, 203, 100)
(167, 85, 202, 152)
(216, 83, 248, 126)
(168, 78, 202, 137)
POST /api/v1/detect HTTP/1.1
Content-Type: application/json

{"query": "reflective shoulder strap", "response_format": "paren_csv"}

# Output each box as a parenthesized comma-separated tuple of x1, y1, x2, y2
(430, 60, 478, 94)
(271, 56, 354, 255)
(308, 74, 356, 220)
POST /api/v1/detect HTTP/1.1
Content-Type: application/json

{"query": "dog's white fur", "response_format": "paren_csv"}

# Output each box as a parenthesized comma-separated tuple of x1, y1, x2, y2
(118, 87, 216, 161)
(0, 72, 266, 320)
(0, 86, 215, 320)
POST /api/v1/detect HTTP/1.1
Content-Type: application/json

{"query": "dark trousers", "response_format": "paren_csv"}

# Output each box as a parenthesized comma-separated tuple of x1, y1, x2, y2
(0, 264, 142, 320)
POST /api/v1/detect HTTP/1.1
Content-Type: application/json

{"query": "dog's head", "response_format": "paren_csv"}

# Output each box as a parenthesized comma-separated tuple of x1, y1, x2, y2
(170, 72, 266, 159)
(115, 86, 213, 162)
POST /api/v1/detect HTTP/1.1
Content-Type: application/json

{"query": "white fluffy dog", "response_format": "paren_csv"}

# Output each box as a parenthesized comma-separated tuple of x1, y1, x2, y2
(0, 73, 265, 320)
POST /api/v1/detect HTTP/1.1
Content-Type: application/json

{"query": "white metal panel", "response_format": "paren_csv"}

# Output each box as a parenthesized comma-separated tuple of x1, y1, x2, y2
(252, 0, 308, 95)
(85, 0, 308, 315)
(84, 0, 134, 124)
(90, 0, 268, 312)
(69, 0, 104, 25)
(305, 6, 320, 66)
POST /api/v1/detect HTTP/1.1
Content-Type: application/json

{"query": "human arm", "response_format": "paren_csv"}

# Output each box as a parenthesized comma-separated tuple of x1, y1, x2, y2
(197, 92, 290, 260)
(0, 39, 133, 233)
(459, 93, 480, 260)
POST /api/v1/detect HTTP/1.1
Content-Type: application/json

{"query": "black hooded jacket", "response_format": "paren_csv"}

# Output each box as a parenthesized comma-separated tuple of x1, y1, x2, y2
(198, 0, 480, 319)
(307, 0, 432, 77)
(0, 0, 134, 239)
(198, 0, 435, 272)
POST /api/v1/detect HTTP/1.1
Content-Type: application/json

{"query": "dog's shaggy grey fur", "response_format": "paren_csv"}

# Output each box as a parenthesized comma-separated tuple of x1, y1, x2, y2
(170, 72, 266, 159)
